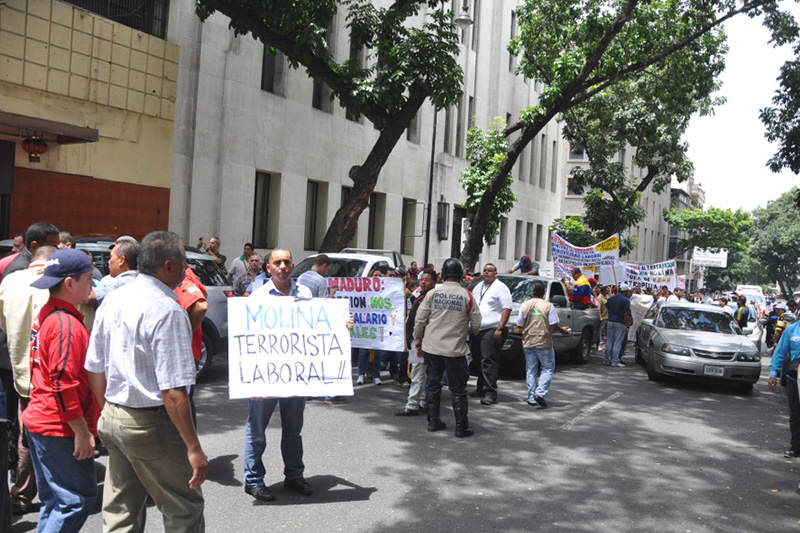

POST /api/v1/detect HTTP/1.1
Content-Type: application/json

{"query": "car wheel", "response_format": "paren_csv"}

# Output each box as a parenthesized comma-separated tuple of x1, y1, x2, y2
(571, 329, 593, 365)
(635, 339, 643, 365)
(196, 331, 214, 382)
(738, 382, 754, 394)
(645, 345, 661, 382)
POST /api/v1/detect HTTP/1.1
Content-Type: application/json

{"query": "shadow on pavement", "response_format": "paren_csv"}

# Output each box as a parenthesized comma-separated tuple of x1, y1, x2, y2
(208, 454, 242, 487)
(251, 475, 377, 507)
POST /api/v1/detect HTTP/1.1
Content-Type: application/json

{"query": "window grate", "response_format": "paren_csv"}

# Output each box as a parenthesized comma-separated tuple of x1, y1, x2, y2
(63, 0, 169, 39)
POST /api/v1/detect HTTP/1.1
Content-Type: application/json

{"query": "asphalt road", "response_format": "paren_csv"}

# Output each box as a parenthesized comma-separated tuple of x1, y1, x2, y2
(12, 344, 800, 532)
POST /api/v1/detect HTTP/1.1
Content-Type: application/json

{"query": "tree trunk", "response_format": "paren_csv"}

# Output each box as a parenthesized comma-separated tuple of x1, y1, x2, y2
(319, 93, 425, 252)
(459, 110, 557, 270)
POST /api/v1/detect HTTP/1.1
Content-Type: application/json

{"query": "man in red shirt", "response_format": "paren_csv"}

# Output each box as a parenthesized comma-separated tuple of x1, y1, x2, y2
(22, 249, 99, 532)
(174, 266, 207, 424)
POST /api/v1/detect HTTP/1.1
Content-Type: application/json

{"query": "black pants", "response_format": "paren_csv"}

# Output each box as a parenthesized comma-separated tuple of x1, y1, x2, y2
(425, 354, 469, 403)
(471, 329, 501, 400)
(787, 379, 800, 453)
(0, 419, 9, 531)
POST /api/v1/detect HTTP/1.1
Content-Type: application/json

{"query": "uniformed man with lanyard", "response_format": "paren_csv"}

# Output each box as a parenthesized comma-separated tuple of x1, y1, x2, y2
(469, 263, 512, 405)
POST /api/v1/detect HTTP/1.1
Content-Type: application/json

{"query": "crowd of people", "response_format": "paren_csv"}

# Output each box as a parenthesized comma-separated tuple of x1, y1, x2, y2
(3, 226, 800, 530)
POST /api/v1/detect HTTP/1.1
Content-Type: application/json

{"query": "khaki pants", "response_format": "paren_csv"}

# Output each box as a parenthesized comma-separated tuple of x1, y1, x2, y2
(98, 403, 204, 533)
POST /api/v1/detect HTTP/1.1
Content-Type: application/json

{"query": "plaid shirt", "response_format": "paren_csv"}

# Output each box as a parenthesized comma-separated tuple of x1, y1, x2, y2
(85, 274, 195, 408)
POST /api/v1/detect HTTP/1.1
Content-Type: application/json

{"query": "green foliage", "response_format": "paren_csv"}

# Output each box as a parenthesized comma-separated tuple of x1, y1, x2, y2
(664, 207, 753, 254)
(750, 188, 800, 296)
(703, 247, 769, 292)
(548, 217, 598, 247)
(460, 118, 517, 244)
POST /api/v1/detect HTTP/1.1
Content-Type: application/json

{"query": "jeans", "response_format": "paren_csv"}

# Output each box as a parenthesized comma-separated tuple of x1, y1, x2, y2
(787, 378, 800, 453)
(357, 349, 381, 377)
(605, 321, 626, 364)
(26, 431, 96, 533)
(382, 351, 402, 376)
(244, 397, 305, 486)
(471, 329, 502, 400)
(425, 355, 469, 404)
(524, 347, 556, 401)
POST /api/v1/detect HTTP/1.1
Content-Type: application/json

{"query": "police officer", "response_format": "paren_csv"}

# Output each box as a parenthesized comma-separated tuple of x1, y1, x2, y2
(413, 259, 482, 438)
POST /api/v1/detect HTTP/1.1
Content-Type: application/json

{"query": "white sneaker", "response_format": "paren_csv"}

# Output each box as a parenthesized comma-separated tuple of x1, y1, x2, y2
(610, 362, 625, 368)
(356, 375, 365, 385)
(373, 376, 382, 385)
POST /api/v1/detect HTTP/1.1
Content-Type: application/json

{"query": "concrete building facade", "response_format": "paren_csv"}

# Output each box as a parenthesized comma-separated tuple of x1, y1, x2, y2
(560, 145, 672, 265)
(166, 0, 566, 271)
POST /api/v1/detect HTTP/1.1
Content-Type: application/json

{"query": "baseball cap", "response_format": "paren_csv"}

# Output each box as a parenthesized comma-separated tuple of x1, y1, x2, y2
(31, 249, 93, 289)
(618, 282, 631, 291)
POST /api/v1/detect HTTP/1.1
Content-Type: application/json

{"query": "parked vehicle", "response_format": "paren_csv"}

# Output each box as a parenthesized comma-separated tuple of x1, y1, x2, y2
(339, 248, 404, 268)
(75, 240, 231, 381)
(292, 252, 394, 278)
(635, 301, 761, 392)
(469, 274, 601, 376)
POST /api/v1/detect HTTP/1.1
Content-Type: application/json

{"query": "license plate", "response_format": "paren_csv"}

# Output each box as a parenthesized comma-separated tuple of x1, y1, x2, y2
(704, 365, 725, 377)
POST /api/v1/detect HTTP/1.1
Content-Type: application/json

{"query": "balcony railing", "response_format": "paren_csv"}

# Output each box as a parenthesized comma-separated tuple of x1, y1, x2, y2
(63, 0, 169, 39)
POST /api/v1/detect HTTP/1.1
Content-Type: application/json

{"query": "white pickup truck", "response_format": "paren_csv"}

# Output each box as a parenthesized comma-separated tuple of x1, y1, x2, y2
(470, 275, 601, 376)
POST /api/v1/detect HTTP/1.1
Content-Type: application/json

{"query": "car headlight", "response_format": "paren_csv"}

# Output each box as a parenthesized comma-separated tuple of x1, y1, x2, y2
(661, 343, 691, 356)
(736, 351, 760, 362)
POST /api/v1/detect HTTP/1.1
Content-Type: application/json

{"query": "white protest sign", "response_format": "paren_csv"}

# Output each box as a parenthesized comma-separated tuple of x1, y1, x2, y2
(624, 259, 678, 290)
(551, 233, 620, 278)
(692, 247, 728, 268)
(598, 263, 627, 286)
(227, 296, 353, 399)
(329, 277, 405, 352)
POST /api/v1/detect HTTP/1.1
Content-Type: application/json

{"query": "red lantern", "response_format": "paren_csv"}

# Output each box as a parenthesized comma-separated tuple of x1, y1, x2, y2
(21, 136, 47, 163)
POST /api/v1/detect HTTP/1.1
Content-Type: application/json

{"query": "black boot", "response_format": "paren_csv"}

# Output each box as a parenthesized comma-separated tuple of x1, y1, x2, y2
(426, 391, 446, 432)
(453, 395, 473, 438)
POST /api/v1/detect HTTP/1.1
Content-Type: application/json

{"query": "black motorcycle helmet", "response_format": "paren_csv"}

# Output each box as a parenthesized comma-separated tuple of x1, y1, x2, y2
(441, 258, 464, 280)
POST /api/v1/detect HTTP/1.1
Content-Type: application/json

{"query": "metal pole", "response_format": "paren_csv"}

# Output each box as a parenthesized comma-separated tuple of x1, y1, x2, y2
(423, 108, 438, 265)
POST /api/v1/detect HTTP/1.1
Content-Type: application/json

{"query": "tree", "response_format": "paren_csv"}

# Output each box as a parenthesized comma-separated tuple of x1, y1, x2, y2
(703, 246, 770, 292)
(663, 207, 752, 254)
(196, 0, 462, 251)
(459, 118, 517, 245)
(548, 217, 598, 247)
(458, 0, 796, 270)
(750, 188, 800, 296)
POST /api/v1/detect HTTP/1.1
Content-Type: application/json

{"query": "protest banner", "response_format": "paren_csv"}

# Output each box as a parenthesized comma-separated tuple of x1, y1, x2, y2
(329, 277, 406, 352)
(551, 233, 620, 278)
(228, 296, 353, 399)
(692, 247, 728, 268)
(624, 259, 678, 290)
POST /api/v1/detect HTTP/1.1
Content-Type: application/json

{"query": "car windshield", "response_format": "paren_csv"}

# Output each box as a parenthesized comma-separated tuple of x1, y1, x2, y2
(656, 307, 739, 334)
(469, 276, 537, 304)
(292, 257, 367, 278)
(188, 258, 229, 286)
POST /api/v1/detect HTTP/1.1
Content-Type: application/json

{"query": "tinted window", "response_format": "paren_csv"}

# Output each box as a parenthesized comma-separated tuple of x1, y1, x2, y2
(549, 282, 565, 298)
(189, 258, 229, 286)
(656, 308, 738, 334)
(292, 257, 367, 278)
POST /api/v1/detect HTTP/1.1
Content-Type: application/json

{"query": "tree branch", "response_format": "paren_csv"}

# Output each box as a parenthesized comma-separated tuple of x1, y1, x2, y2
(635, 165, 659, 192)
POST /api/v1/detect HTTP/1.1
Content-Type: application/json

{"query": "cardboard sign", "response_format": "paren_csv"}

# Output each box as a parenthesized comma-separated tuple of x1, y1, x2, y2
(624, 260, 678, 290)
(551, 233, 620, 278)
(692, 247, 728, 268)
(227, 296, 353, 399)
(329, 277, 405, 352)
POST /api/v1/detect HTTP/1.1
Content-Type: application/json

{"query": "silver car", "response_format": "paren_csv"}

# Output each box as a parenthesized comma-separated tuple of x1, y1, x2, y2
(635, 302, 761, 392)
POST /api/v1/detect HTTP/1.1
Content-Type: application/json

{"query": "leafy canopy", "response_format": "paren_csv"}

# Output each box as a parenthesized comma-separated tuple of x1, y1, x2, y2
(664, 207, 753, 254)
(549, 217, 600, 247)
(460, 118, 517, 244)
(750, 188, 800, 296)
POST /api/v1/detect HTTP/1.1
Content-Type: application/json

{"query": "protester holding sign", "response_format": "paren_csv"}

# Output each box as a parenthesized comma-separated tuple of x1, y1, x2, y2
(414, 259, 482, 438)
(396, 270, 436, 416)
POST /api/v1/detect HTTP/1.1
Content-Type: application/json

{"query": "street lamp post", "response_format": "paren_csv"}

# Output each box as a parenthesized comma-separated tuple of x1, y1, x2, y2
(423, 1, 473, 266)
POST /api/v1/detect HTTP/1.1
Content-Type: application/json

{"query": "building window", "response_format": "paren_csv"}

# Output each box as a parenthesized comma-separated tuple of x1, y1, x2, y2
(304, 181, 328, 251)
(529, 141, 537, 184)
(550, 140, 558, 193)
(567, 177, 584, 196)
(443, 107, 453, 155)
(498, 217, 507, 259)
(313, 20, 335, 113)
(509, 11, 517, 72)
(525, 222, 533, 257)
(618, 147, 626, 165)
(437, 201, 450, 241)
(535, 224, 543, 261)
(455, 96, 465, 158)
(519, 146, 528, 183)
(538, 134, 547, 188)
(546, 229, 552, 261)
(346, 34, 365, 122)
(569, 144, 587, 160)
(368, 192, 386, 249)
(401, 198, 416, 255)
(64, 0, 169, 38)
(468, 96, 476, 128)
(471, 0, 480, 51)
(261, 47, 285, 95)
(407, 112, 420, 144)
(514, 220, 524, 258)
(253, 171, 281, 249)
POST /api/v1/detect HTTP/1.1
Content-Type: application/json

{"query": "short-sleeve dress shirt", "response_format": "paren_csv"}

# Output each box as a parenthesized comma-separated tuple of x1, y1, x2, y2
(251, 278, 312, 299)
(84, 274, 196, 408)
(471, 279, 513, 330)
(297, 269, 329, 298)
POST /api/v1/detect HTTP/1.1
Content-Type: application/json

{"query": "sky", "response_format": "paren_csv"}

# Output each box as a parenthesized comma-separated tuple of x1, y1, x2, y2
(682, 11, 798, 213)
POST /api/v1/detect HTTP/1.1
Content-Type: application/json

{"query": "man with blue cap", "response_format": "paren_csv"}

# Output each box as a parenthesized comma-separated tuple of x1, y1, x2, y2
(21, 249, 99, 532)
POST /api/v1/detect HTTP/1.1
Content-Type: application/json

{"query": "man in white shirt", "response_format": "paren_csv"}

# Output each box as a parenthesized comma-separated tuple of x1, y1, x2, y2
(469, 263, 512, 405)
(85, 231, 207, 532)
(666, 288, 680, 302)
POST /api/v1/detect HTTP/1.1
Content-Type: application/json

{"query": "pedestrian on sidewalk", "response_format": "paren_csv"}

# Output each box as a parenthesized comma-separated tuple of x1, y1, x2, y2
(469, 263, 512, 405)
(605, 283, 632, 367)
(85, 231, 208, 532)
(516, 281, 570, 408)
(413, 259, 482, 438)
(396, 270, 436, 416)
(23, 249, 99, 532)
